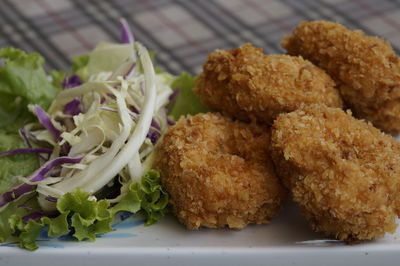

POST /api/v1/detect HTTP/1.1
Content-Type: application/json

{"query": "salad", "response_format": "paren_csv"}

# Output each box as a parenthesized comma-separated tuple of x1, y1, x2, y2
(0, 19, 206, 250)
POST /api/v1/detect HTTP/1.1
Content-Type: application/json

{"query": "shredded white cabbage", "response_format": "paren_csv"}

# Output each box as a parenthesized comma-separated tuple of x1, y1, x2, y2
(37, 41, 173, 211)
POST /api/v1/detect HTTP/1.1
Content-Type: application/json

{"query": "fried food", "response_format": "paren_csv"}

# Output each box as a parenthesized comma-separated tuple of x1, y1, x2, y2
(282, 20, 400, 134)
(156, 112, 286, 229)
(271, 104, 400, 241)
(194, 43, 343, 124)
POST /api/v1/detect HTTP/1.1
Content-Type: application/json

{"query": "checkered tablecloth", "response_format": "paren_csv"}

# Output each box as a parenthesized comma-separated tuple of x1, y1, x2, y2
(1, 0, 400, 75)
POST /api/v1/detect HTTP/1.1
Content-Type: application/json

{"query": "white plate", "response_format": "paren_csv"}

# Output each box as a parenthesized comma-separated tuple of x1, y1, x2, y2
(1, 202, 400, 266)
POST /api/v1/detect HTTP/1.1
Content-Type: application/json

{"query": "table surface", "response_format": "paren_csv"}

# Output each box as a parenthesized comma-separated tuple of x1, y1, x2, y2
(1, 0, 399, 75)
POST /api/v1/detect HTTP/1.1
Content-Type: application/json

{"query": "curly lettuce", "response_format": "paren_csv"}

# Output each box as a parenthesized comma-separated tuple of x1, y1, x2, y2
(0, 170, 167, 251)
(0, 47, 62, 132)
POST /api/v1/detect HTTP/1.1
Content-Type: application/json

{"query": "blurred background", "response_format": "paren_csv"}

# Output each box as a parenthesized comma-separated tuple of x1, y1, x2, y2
(1, 0, 399, 74)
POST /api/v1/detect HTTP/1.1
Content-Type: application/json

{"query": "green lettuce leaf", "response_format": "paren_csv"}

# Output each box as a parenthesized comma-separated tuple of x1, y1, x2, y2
(49, 70, 66, 89)
(0, 194, 36, 243)
(168, 72, 207, 120)
(71, 54, 89, 73)
(15, 218, 44, 251)
(0, 131, 39, 194)
(0, 94, 33, 133)
(0, 47, 62, 130)
(0, 170, 168, 251)
(58, 190, 113, 241)
(3, 189, 113, 251)
(4, 194, 68, 251)
(71, 54, 89, 80)
(111, 170, 169, 226)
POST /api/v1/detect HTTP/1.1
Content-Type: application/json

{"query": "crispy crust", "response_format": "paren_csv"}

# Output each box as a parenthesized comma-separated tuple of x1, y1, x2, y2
(156, 113, 286, 229)
(282, 20, 400, 134)
(194, 43, 343, 124)
(271, 104, 400, 241)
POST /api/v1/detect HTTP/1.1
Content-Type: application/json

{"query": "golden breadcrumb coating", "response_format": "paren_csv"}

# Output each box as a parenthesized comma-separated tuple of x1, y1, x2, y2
(194, 43, 343, 124)
(271, 104, 400, 241)
(282, 20, 400, 134)
(156, 113, 286, 229)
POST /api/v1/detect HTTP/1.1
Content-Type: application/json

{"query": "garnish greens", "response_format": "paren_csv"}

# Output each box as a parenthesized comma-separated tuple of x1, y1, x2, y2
(0, 19, 206, 250)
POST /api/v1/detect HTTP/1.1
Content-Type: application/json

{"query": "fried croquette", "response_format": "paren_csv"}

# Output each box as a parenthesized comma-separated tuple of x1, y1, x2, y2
(271, 104, 400, 241)
(156, 113, 286, 229)
(282, 20, 400, 134)
(194, 43, 343, 124)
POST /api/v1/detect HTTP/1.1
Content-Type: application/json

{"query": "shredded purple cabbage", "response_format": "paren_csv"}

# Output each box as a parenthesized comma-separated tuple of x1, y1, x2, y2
(167, 118, 176, 126)
(19, 126, 43, 146)
(19, 127, 32, 148)
(62, 75, 82, 89)
(0, 148, 52, 158)
(22, 212, 45, 223)
(166, 88, 180, 113)
(123, 62, 136, 79)
(120, 18, 134, 44)
(147, 131, 160, 144)
(0, 156, 82, 207)
(17, 204, 34, 211)
(151, 118, 161, 131)
(119, 19, 137, 79)
(63, 98, 82, 116)
(0, 183, 35, 208)
(32, 156, 82, 182)
(169, 88, 180, 102)
(44, 195, 58, 203)
(18, 127, 50, 161)
(34, 105, 62, 142)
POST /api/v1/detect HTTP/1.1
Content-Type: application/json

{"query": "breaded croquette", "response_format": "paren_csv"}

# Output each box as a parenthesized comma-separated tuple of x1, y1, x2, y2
(194, 43, 343, 124)
(271, 104, 400, 241)
(156, 113, 286, 229)
(282, 20, 400, 134)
